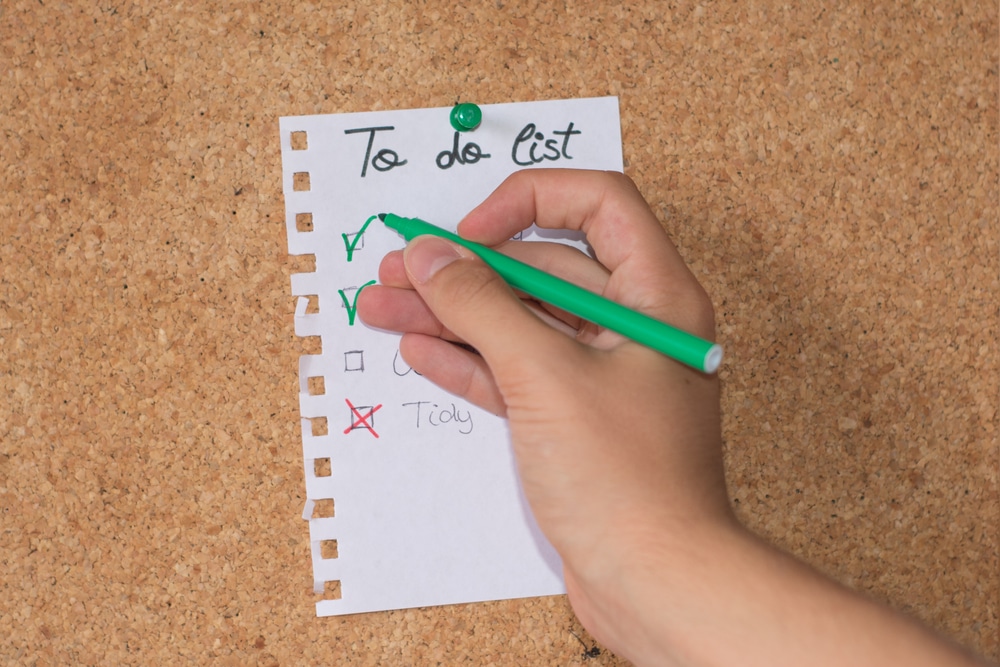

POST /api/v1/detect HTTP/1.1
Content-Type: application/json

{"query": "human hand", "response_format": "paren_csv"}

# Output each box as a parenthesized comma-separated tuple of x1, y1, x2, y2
(358, 169, 732, 661)
(358, 170, 992, 667)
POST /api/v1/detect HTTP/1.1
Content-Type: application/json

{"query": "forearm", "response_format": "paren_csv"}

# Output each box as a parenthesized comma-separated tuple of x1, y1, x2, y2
(592, 521, 988, 667)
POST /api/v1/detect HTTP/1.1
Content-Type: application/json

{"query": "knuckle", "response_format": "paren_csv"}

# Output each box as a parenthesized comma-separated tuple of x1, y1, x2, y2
(639, 281, 717, 340)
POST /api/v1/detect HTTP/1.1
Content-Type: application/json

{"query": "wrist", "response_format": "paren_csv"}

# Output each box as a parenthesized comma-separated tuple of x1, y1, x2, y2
(566, 510, 749, 666)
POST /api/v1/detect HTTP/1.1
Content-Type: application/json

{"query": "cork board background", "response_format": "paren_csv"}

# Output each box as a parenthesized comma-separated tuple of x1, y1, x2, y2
(1, 1, 997, 664)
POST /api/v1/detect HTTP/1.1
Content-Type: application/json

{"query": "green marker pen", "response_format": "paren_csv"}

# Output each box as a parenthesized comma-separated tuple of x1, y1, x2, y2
(378, 213, 723, 374)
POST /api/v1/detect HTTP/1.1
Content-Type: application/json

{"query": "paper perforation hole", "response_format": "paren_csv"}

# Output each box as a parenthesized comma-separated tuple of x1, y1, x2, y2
(320, 580, 342, 600)
(305, 294, 320, 314)
(299, 336, 321, 355)
(307, 376, 326, 396)
(296, 212, 314, 232)
(291, 131, 308, 150)
(320, 540, 339, 559)
(293, 172, 311, 191)
(314, 458, 331, 477)
(311, 498, 335, 518)
(288, 253, 316, 274)
(310, 417, 329, 437)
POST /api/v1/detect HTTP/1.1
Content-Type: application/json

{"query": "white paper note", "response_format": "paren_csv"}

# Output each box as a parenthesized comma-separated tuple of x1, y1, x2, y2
(279, 96, 623, 616)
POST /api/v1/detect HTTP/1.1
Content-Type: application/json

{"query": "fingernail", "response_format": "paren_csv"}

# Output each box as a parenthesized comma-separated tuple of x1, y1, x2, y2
(405, 236, 462, 284)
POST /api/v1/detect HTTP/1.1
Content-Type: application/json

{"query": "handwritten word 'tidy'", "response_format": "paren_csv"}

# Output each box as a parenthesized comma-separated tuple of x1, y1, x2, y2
(401, 401, 474, 435)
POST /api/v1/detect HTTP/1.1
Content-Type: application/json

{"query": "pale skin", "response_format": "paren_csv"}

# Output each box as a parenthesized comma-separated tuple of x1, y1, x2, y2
(357, 169, 990, 667)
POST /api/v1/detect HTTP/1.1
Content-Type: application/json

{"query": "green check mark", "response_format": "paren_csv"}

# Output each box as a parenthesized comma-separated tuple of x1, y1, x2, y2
(342, 215, 378, 262)
(338, 280, 376, 325)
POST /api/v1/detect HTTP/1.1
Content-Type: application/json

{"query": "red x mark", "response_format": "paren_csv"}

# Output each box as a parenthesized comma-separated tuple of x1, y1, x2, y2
(344, 398, 383, 438)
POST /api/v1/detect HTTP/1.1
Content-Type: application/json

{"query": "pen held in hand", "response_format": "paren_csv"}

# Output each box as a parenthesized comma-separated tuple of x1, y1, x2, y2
(379, 213, 723, 374)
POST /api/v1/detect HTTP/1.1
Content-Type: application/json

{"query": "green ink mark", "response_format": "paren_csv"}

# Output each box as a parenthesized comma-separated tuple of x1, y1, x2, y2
(338, 280, 376, 325)
(342, 215, 378, 262)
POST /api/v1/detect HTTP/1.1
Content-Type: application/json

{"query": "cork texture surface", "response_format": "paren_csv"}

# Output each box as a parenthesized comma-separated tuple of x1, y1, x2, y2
(1, 1, 997, 664)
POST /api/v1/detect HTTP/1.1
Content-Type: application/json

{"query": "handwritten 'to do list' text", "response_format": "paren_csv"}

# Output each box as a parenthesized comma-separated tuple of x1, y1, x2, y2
(344, 122, 582, 177)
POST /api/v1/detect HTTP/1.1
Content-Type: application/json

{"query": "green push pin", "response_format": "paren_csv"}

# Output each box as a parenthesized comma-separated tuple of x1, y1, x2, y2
(450, 103, 482, 132)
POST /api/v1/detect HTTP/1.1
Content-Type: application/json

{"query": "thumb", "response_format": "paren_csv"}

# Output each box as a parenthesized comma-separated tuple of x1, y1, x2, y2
(403, 235, 575, 383)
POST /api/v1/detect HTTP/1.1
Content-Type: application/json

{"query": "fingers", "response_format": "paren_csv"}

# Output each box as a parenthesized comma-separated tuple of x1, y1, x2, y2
(401, 234, 583, 388)
(376, 249, 409, 288)
(356, 284, 462, 341)
(398, 333, 507, 416)
(358, 237, 592, 416)
(459, 169, 716, 338)
(498, 239, 610, 294)
(359, 278, 599, 347)
(362, 237, 614, 339)
(459, 169, 677, 273)
(364, 168, 716, 382)
(378, 240, 610, 294)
